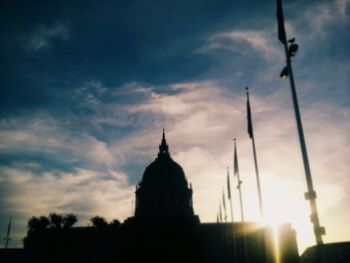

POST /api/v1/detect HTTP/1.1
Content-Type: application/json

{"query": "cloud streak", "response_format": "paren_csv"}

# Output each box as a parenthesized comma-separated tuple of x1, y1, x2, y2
(198, 30, 281, 61)
(21, 22, 70, 51)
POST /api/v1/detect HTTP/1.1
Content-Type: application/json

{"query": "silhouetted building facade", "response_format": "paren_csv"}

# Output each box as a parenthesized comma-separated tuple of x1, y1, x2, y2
(8, 132, 301, 263)
(301, 242, 350, 263)
(119, 131, 200, 263)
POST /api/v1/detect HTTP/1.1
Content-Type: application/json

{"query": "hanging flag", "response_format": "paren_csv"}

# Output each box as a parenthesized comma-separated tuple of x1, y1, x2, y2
(234, 141, 239, 176)
(222, 190, 226, 211)
(222, 189, 228, 221)
(4, 217, 12, 248)
(276, 0, 287, 45)
(227, 168, 231, 200)
(246, 88, 254, 139)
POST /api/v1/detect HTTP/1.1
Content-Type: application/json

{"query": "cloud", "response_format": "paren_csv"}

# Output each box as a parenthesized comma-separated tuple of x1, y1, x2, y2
(0, 165, 133, 221)
(0, 75, 349, 250)
(1, 0, 349, 251)
(0, 112, 135, 247)
(307, 0, 350, 31)
(0, 114, 117, 169)
(337, 0, 350, 18)
(284, 0, 350, 52)
(74, 80, 108, 105)
(198, 30, 281, 60)
(106, 79, 350, 252)
(21, 22, 70, 51)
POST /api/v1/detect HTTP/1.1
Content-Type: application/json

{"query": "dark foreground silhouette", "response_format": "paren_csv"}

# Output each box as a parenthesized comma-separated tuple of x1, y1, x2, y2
(1, 132, 303, 263)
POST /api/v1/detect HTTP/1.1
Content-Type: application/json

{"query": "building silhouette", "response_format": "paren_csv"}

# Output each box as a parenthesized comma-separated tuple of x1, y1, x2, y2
(134, 131, 195, 219)
(300, 242, 350, 263)
(2, 131, 302, 263)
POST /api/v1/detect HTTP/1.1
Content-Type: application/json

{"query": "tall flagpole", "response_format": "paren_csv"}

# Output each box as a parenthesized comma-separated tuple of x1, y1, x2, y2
(227, 167, 235, 223)
(222, 189, 228, 222)
(232, 143, 249, 263)
(233, 139, 245, 222)
(246, 87, 264, 220)
(4, 217, 12, 249)
(227, 167, 238, 263)
(276, 0, 325, 245)
(219, 205, 223, 223)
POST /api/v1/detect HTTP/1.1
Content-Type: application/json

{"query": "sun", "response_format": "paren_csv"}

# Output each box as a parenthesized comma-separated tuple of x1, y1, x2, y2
(259, 175, 314, 254)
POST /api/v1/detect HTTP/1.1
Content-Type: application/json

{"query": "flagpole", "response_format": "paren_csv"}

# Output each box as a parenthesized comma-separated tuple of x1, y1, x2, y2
(276, 0, 325, 245)
(227, 167, 238, 263)
(234, 139, 245, 222)
(233, 141, 250, 263)
(246, 87, 264, 220)
(227, 168, 235, 223)
(219, 205, 223, 223)
(4, 217, 12, 249)
(223, 189, 228, 222)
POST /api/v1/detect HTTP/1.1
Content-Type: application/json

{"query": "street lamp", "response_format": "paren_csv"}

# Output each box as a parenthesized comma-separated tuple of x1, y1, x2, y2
(280, 38, 299, 79)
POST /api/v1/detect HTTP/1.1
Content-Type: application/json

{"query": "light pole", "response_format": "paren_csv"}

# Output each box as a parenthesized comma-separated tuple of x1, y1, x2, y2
(277, 0, 325, 245)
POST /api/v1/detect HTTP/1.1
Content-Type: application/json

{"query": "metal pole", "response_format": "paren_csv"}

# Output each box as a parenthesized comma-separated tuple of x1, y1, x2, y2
(234, 145, 245, 222)
(284, 50, 325, 245)
(246, 90, 270, 262)
(246, 88, 264, 220)
(228, 181, 238, 263)
(252, 137, 264, 219)
(276, 0, 325, 246)
(4, 217, 12, 249)
(232, 142, 249, 263)
(223, 189, 228, 223)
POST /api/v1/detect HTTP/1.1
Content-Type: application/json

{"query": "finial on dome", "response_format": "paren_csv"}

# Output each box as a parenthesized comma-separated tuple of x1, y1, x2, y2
(158, 128, 169, 156)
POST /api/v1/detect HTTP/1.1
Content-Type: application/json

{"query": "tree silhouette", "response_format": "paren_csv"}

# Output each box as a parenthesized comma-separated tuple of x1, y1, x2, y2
(49, 213, 63, 228)
(90, 216, 108, 228)
(109, 219, 121, 228)
(63, 213, 78, 228)
(28, 216, 50, 232)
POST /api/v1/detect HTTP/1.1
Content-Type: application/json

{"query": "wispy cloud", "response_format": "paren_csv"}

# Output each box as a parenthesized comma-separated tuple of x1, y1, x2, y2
(107, 80, 350, 251)
(0, 114, 116, 169)
(21, 22, 70, 51)
(198, 30, 281, 60)
(306, 0, 349, 34)
(0, 112, 134, 246)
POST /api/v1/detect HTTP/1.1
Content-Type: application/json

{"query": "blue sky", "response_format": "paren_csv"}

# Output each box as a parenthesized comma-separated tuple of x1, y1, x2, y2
(0, 0, 349, 252)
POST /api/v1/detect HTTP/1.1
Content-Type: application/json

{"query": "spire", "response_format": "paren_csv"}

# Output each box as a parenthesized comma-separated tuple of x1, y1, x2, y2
(158, 129, 170, 157)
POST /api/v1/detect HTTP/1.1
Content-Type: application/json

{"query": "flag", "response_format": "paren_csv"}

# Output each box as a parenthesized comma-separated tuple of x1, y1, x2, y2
(222, 190, 227, 221)
(234, 141, 239, 176)
(276, 0, 287, 45)
(227, 169, 231, 200)
(222, 190, 226, 211)
(7, 217, 12, 237)
(219, 205, 222, 222)
(5, 217, 12, 248)
(247, 90, 254, 139)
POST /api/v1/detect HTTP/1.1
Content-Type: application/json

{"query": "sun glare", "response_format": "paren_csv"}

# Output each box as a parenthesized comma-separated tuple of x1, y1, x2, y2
(260, 175, 314, 254)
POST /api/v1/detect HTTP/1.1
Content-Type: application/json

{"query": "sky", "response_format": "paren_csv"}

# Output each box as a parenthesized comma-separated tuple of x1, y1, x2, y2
(0, 0, 349, 253)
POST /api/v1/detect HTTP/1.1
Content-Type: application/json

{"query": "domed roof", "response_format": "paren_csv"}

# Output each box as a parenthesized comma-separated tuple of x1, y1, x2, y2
(139, 130, 188, 188)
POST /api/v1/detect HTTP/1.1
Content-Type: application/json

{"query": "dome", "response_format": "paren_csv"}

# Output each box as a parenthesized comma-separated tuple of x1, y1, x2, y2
(140, 151, 188, 188)
(134, 130, 194, 218)
(140, 130, 188, 187)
